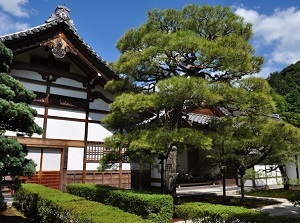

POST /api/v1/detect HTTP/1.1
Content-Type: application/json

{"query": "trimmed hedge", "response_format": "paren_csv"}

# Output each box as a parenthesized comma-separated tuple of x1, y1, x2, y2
(66, 183, 173, 223)
(14, 184, 151, 223)
(175, 202, 299, 223)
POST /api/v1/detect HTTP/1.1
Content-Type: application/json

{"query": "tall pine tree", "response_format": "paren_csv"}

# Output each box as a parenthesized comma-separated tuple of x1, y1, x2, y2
(103, 4, 263, 199)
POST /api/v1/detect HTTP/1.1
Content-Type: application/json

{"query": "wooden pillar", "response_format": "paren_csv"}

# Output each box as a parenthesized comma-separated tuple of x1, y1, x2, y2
(83, 85, 91, 183)
(119, 147, 123, 188)
(39, 148, 44, 184)
(42, 52, 54, 139)
(60, 147, 68, 192)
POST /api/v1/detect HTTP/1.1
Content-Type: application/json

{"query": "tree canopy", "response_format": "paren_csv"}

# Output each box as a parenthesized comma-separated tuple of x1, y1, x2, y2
(111, 4, 263, 92)
(103, 4, 264, 199)
(268, 61, 300, 127)
(208, 78, 300, 202)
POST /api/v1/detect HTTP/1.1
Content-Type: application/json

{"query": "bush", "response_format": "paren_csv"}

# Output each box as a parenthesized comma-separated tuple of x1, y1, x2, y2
(14, 184, 151, 223)
(175, 202, 300, 223)
(67, 183, 173, 223)
(175, 202, 268, 223)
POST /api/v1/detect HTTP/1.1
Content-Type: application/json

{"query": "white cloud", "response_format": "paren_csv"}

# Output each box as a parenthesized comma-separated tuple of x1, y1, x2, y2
(0, 12, 29, 35)
(235, 6, 300, 77)
(0, 0, 29, 17)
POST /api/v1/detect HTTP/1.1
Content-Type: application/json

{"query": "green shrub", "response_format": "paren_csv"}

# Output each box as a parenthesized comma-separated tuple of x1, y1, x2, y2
(175, 202, 268, 223)
(67, 183, 173, 223)
(14, 184, 150, 223)
(175, 202, 299, 223)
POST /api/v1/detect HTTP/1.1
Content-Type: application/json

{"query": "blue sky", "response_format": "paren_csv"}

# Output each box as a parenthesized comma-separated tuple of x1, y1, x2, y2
(0, 0, 300, 78)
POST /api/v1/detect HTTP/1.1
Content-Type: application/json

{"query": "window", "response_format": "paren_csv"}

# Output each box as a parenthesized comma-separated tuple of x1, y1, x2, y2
(86, 141, 128, 162)
(86, 141, 105, 162)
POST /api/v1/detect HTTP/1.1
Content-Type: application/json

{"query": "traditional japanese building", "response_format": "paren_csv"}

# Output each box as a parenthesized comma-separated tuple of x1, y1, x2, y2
(0, 6, 132, 190)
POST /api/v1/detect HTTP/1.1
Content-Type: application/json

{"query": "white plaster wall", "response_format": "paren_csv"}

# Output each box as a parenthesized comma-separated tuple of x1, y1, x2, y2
(92, 162, 131, 171)
(243, 165, 282, 187)
(87, 123, 112, 141)
(286, 161, 298, 180)
(151, 158, 162, 187)
(31, 105, 45, 115)
(4, 117, 43, 138)
(46, 119, 85, 140)
(42, 148, 61, 171)
(67, 147, 84, 170)
(27, 148, 42, 171)
(93, 85, 114, 102)
(30, 117, 44, 138)
(54, 77, 85, 89)
(89, 98, 110, 111)
(21, 82, 47, 93)
(48, 108, 86, 119)
(50, 86, 87, 99)
(89, 112, 107, 122)
(10, 70, 44, 82)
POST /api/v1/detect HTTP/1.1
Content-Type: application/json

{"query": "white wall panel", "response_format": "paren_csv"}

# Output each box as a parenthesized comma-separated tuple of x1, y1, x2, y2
(27, 148, 42, 171)
(4, 117, 43, 138)
(87, 123, 112, 141)
(48, 108, 86, 119)
(50, 86, 86, 99)
(67, 147, 84, 170)
(31, 117, 44, 138)
(46, 119, 85, 140)
(90, 163, 131, 171)
(86, 163, 99, 171)
(42, 148, 61, 171)
(94, 85, 113, 101)
(21, 82, 47, 93)
(286, 161, 297, 179)
(10, 70, 43, 81)
(89, 98, 109, 111)
(4, 131, 16, 137)
(55, 77, 85, 89)
(30, 105, 45, 115)
(89, 112, 106, 122)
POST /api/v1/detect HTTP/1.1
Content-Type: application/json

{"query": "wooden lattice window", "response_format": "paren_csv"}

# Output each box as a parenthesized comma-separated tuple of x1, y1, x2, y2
(86, 141, 128, 162)
(86, 142, 106, 162)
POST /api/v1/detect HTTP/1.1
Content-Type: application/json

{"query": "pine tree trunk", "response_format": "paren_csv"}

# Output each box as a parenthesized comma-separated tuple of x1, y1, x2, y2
(278, 165, 290, 190)
(240, 172, 245, 205)
(163, 144, 178, 201)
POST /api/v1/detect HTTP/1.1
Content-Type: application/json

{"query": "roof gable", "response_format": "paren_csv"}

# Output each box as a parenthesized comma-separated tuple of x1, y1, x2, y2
(0, 5, 117, 86)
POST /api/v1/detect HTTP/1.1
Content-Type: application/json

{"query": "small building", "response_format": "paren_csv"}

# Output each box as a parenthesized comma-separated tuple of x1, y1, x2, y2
(1, 5, 132, 191)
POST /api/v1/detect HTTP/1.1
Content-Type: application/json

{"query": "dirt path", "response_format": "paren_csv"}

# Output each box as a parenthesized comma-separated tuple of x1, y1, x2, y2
(0, 207, 29, 223)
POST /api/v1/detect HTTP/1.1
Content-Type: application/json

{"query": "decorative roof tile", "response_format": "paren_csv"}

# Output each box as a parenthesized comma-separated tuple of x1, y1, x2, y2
(0, 5, 113, 73)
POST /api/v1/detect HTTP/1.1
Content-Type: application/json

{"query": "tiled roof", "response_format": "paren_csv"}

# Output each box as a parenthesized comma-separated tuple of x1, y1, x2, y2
(0, 5, 113, 74)
(185, 112, 213, 125)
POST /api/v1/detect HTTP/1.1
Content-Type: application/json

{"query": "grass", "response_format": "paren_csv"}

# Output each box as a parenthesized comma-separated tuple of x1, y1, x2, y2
(245, 186, 300, 199)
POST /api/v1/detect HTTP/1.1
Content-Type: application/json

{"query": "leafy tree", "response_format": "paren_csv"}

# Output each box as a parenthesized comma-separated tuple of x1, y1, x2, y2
(0, 42, 42, 209)
(209, 78, 300, 203)
(268, 61, 300, 127)
(103, 4, 263, 199)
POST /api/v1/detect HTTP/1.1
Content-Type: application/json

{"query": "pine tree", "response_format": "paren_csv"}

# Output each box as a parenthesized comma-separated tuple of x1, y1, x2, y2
(0, 42, 42, 210)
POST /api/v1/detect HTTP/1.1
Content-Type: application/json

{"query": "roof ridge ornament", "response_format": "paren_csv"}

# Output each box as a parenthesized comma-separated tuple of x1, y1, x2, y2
(41, 34, 77, 58)
(46, 5, 75, 28)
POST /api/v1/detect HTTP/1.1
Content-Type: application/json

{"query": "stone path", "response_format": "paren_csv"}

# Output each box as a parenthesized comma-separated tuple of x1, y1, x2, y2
(174, 185, 300, 222)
